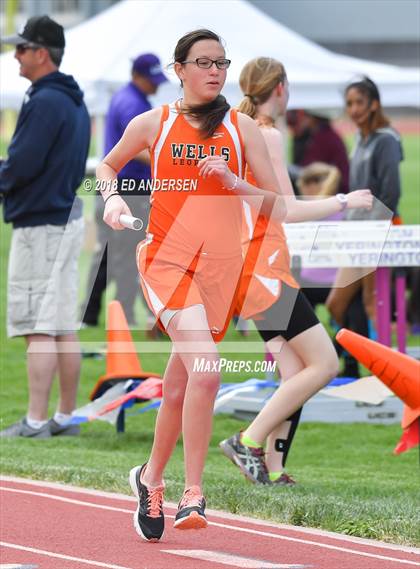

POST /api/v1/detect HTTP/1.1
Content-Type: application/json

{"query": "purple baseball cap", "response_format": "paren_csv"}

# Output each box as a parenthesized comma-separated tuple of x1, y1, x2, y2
(132, 53, 168, 86)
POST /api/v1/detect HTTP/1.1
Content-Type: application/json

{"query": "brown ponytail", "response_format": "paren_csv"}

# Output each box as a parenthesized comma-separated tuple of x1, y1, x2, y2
(174, 29, 230, 139)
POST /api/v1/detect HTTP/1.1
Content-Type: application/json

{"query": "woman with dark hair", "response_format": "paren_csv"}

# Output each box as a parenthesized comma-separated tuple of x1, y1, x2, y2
(96, 30, 290, 541)
(326, 77, 403, 338)
(219, 58, 372, 486)
(345, 77, 402, 214)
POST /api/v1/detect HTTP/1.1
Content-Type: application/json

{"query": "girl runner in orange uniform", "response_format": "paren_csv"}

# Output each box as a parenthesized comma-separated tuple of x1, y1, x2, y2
(97, 32, 290, 541)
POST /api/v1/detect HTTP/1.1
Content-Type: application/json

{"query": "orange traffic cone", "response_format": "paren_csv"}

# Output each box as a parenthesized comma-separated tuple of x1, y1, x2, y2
(401, 404, 420, 430)
(90, 301, 161, 400)
(394, 420, 420, 455)
(336, 329, 420, 409)
(393, 406, 420, 455)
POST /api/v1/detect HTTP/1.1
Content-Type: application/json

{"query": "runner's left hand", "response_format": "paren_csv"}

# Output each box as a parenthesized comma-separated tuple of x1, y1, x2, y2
(198, 155, 236, 188)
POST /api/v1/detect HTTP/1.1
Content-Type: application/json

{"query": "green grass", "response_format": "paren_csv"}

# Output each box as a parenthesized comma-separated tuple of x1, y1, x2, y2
(399, 134, 420, 224)
(1, 134, 419, 546)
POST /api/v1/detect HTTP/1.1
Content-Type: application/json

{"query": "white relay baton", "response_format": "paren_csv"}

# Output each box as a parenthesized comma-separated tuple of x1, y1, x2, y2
(119, 214, 143, 231)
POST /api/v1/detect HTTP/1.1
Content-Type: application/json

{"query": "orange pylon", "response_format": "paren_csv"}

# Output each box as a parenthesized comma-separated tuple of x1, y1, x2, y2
(393, 404, 420, 455)
(401, 405, 420, 430)
(336, 329, 420, 409)
(394, 418, 420, 455)
(90, 301, 161, 400)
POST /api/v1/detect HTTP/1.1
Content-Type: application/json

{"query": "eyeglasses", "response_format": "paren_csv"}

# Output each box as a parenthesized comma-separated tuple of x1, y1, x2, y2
(16, 43, 41, 54)
(182, 57, 231, 70)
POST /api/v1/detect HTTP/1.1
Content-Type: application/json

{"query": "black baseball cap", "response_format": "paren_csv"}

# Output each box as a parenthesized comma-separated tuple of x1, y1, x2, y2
(1, 15, 65, 48)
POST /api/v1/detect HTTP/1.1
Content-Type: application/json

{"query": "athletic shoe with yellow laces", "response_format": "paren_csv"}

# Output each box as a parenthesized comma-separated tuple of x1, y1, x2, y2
(129, 463, 165, 541)
(174, 486, 208, 530)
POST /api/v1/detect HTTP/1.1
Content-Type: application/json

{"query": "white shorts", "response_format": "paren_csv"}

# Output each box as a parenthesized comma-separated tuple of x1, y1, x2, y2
(7, 217, 84, 337)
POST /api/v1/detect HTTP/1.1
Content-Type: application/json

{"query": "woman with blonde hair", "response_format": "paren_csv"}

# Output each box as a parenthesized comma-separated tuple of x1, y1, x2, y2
(220, 57, 373, 485)
(297, 162, 341, 197)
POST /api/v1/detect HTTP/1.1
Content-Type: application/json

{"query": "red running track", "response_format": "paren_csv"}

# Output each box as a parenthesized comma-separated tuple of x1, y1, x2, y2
(1, 476, 419, 569)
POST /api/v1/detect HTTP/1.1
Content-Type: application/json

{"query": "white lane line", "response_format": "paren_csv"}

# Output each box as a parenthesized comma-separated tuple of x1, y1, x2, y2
(1, 486, 419, 566)
(206, 521, 420, 566)
(0, 565, 38, 569)
(1, 476, 418, 555)
(0, 543, 134, 569)
(0, 487, 133, 514)
(163, 550, 307, 568)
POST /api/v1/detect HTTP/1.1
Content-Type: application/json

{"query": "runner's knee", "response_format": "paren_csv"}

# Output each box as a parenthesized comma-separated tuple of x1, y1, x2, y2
(305, 342, 339, 383)
(163, 381, 187, 408)
(190, 368, 221, 397)
(318, 350, 340, 381)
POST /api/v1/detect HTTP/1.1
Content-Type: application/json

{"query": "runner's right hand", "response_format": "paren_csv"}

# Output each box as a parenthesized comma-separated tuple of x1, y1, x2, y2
(103, 195, 133, 230)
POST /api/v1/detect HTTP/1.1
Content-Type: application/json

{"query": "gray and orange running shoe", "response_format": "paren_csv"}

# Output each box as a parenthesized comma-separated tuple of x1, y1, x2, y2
(219, 432, 271, 485)
(174, 486, 207, 530)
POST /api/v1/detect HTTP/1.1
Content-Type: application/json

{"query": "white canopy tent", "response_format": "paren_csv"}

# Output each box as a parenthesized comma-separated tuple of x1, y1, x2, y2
(1, 0, 419, 113)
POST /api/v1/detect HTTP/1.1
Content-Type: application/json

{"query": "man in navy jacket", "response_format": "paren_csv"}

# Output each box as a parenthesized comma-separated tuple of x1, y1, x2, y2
(0, 16, 90, 438)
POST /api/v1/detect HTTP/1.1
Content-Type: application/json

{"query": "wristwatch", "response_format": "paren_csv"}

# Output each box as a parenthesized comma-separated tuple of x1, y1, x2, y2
(336, 193, 348, 211)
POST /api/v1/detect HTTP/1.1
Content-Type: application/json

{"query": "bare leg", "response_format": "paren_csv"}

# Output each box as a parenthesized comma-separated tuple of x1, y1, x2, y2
(361, 271, 376, 324)
(181, 344, 220, 490)
(142, 350, 188, 486)
(244, 324, 339, 444)
(56, 333, 81, 414)
(326, 268, 362, 326)
(25, 334, 58, 421)
(142, 305, 220, 491)
(264, 336, 305, 473)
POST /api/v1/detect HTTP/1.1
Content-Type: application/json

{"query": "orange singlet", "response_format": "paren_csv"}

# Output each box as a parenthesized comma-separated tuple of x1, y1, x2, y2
(235, 126, 299, 321)
(137, 103, 245, 341)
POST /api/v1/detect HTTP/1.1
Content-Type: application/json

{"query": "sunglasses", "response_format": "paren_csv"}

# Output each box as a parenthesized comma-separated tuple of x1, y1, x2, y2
(16, 43, 41, 54)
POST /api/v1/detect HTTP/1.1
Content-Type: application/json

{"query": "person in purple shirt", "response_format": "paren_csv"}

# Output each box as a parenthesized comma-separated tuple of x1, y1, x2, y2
(82, 54, 167, 327)
(287, 109, 349, 195)
(104, 54, 167, 182)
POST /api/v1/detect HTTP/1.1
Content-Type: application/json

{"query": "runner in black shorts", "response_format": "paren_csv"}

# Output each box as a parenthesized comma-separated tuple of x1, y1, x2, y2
(219, 57, 372, 486)
(256, 283, 320, 343)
